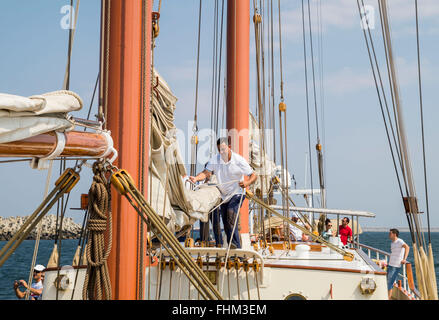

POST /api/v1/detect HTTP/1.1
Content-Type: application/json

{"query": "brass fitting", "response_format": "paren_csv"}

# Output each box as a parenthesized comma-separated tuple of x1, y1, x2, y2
(253, 14, 262, 24)
(169, 258, 176, 271)
(160, 259, 167, 270)
(196, 255, 203, 268)
(279, 102, 287, 112)
(184, 238, 194, 248)
(234, 257, 241, 270)
(152, 12, 161, 38)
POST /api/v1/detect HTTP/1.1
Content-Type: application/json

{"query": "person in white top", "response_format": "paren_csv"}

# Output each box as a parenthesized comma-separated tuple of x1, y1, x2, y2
(14, 264, 45, 300)
(387, 229, 410, 299)
(189, 137, 257, 248)
(289, 215, 311, 242)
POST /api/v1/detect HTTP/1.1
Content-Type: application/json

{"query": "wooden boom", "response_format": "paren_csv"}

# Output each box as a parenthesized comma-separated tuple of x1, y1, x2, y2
(0, 131, 109, 158)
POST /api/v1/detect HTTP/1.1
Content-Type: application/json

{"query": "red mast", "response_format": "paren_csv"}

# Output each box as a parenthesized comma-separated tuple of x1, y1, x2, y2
(226, 0, 250, 236)
(104, 0, 151, 300)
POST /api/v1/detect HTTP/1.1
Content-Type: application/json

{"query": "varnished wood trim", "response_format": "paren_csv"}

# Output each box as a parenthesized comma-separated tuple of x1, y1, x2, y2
(263, 263, 387, 275)
(43, 265, 87, 272)
(0, 131, 108, 157)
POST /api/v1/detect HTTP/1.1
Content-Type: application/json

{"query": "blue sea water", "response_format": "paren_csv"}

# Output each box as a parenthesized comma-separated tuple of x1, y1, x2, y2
(1, 233, 438, 300)
(0, 239, 78, 300)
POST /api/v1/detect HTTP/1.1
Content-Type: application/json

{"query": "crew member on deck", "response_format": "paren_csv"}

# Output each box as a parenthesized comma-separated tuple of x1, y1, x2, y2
(189, 137, 257, 249)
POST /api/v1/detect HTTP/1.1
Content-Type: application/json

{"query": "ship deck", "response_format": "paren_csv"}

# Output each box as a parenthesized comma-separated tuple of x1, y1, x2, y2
(174, 241, 386, 276)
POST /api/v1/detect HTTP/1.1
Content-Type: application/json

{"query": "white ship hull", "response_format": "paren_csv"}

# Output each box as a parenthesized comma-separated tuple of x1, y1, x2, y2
(41, 243, 390, 300)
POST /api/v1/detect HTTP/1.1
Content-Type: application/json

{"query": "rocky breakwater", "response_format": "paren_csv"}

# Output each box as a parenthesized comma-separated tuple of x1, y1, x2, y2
(0, 215, 82, 241)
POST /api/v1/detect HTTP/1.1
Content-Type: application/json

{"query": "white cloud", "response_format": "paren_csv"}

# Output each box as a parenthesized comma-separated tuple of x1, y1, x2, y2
(324, 66, 374, 95)
(278, 0, 439, 41)
(320, 56, 437, 96)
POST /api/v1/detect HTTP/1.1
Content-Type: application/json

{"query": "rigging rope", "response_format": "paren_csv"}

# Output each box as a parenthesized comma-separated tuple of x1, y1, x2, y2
(0, 168, 81, 269)
(414, 0, 431, 244)
(414, 0, 437, 299)
(24, 0, 81, 300)
(99, 0, 111, 128)
(246, 189, 354, 261)
(110, 168, 223, 300)
(252, 1, 268, 245)
(191, 0, 202, 185)
(301, 0, 315, 211)
(358, 0, 437, 299)
(357, 0, 408, 212)
(220, 191, 246, 295)
(276, 0, 290, 242)
(24, 161, 54, 300)
(55, 0, 81, 299)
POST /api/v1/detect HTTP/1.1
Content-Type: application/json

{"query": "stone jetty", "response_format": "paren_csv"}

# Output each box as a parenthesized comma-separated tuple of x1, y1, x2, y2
(0, 215, 82, 241)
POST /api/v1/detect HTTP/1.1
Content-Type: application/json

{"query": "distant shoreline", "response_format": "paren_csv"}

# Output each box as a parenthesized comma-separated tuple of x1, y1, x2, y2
(362, 227, 439, 232)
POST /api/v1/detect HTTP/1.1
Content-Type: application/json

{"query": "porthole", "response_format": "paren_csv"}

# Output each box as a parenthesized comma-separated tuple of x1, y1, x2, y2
(284, 293, 307, 300)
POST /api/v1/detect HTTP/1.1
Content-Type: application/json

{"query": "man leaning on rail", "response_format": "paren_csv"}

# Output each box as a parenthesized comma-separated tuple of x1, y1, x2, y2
(189, 137, 257, 249)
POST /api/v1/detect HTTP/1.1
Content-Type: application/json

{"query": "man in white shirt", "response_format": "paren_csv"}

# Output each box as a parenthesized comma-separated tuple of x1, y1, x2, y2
(387, 229, 410, 299)
(189, 137, 257, 248)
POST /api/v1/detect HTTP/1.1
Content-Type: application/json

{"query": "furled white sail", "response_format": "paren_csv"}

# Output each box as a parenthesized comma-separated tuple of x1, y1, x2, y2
(149, 70, 221, 231)
(0, 90, 82, 143)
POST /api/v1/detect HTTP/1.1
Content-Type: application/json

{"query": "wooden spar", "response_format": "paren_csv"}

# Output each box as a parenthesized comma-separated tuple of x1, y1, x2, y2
(226, 0, 250, 235)
(0, 131, 108, 158)
(104, 0, 151, 300)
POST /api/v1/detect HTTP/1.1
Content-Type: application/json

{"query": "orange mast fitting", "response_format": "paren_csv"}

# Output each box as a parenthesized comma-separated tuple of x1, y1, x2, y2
(0, 131, 108, 158)
(226, 0, 250, 235)
(105, 0, 151, 300)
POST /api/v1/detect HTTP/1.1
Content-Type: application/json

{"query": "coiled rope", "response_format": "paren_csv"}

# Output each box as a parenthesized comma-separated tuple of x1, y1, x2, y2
(82, 162, 112, 300)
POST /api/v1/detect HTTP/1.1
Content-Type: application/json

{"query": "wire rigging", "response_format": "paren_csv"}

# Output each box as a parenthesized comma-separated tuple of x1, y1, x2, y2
(191, 0, 202, 178)
(301, 0, 315, 210)
(415, 0, 431, 244)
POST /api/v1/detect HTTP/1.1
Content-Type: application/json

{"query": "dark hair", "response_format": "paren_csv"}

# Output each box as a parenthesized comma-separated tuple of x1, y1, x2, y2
(325, 218, 331, 225)
(217, 137, 231, 146)
(390, 228, 399, 237)
(343, 217, 350, 223)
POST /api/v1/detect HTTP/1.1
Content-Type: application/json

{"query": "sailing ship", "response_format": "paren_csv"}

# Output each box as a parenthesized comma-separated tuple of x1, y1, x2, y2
(0, 0, 437, 301)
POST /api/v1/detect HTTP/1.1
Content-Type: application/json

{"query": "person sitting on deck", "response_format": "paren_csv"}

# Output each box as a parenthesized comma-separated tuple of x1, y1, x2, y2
(289, 215, 311, 242)
(13, 264, 45, 300)
(189, 137, 257, 249)
(339, 217, 353, 247)
(322, 218, 336, 241)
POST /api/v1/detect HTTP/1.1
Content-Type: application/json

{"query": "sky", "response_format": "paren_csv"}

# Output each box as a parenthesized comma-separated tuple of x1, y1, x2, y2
(0, 0, 438, 230)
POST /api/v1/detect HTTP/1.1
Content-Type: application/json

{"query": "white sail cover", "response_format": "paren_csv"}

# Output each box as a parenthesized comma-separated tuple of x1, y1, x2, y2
(149, 70, 221, 232)
(0, 90, 82, 143)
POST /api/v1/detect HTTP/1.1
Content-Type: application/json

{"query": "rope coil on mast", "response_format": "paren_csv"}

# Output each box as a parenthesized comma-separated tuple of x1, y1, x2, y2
(82, 161, 113, 300)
